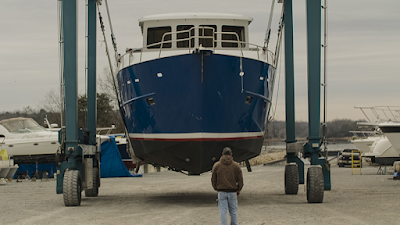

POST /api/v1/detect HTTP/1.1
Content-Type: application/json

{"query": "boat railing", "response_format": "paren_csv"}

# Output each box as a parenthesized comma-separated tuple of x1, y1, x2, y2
(118, 27, 275, 69)
(350, 130, 382, 139)
(355, 106, 400, 123)
(158, 28, 246, 59)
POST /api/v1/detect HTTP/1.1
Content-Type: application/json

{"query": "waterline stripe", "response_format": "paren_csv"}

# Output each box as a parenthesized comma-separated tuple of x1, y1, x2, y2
(128, 132, 264, 141)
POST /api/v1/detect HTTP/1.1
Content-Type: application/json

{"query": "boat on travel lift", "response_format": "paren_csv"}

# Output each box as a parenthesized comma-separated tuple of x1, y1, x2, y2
(116, 13, 280, 175)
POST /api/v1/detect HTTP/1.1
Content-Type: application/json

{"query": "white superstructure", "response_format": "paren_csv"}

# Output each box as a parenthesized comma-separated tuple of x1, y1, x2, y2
(119, 13, 274, 70)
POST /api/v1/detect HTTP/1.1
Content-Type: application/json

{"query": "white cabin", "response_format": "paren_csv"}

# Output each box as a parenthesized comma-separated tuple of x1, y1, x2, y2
(139, 13, 252, 50)
(119, 13, 274, 69)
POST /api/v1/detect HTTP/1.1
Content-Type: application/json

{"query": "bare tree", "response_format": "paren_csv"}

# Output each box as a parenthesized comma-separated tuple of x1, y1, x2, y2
(97, 67, 125, 133)
(40, 88, 62, 113)
(98, 67, 119, 107)
(37, 67, 124, 132)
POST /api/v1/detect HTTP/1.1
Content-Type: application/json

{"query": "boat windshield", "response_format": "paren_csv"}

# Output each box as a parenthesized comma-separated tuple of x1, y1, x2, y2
(0, 118, 46, 133)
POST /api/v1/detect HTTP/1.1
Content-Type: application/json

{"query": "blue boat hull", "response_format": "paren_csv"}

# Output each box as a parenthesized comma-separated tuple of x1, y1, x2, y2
(117, 51, 275, 174)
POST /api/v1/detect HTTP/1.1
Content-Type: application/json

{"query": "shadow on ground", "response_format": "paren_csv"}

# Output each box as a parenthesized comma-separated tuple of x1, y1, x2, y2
(82, 190, 309, 207)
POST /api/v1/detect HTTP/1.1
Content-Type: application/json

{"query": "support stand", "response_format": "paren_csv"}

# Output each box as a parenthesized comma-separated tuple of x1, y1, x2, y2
(245, 159, 252, 172)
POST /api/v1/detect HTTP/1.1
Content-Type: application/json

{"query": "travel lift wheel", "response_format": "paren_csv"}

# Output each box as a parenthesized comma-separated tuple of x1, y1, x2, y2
(85, 168, 99, 197)
(63, 170, 82, 206)
(284, 163, 299, 194)
(306, 166, 324, 203)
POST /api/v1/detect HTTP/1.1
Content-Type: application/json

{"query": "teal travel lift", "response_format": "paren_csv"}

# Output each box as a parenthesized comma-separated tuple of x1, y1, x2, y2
(55, 0, 330, 206)
(56, 0, 100, 206)
(282, 0, 331, 203)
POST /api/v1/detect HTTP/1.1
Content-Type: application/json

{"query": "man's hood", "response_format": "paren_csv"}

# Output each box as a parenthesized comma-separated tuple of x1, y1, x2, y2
(220, 155, 233, 165)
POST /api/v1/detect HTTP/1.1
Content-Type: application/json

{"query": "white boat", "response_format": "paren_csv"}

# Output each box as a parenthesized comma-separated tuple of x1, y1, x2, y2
(355, 106, 400, 165)
(364, 137, 399, 165)
(0, 117, 118, 166)
(350, 131, 382, 153)
(0, 118, 60, 163)
(377, 122, 400, 154)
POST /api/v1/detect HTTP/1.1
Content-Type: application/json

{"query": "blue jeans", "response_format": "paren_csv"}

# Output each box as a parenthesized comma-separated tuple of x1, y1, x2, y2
(218, 191, 238, 225)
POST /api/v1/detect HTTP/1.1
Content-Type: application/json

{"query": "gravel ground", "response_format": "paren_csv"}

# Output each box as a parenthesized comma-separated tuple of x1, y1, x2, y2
(0, 159, 399, 225)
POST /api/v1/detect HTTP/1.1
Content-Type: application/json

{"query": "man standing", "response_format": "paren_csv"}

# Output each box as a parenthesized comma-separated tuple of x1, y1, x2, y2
(211, 147, 243, 225)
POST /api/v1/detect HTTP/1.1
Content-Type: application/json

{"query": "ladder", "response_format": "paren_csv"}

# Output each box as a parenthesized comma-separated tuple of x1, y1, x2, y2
(351, 150, 362, 175)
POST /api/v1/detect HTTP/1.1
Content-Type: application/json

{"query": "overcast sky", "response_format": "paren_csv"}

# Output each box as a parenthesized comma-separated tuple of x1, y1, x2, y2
(0, 0, 399, 121)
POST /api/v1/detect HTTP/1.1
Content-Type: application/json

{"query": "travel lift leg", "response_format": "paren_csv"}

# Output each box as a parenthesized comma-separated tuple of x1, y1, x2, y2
(85, 0, 101, 198)
(56, 0, 100, 206)
(303, 0, 331, 203)
(283, 0, 331, 203)
(283, 0, 304, 196)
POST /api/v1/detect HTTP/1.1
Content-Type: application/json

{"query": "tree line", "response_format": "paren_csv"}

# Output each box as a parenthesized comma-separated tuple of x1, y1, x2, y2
(0, 68, 125, 134)
(0, 93, 125, 134)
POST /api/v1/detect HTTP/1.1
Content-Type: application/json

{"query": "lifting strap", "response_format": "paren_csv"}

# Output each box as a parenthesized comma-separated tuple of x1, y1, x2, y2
(264, 0, 276, 49)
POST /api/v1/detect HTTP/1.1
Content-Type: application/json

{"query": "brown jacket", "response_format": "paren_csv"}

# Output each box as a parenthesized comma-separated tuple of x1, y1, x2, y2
(211, 155, 243, 192)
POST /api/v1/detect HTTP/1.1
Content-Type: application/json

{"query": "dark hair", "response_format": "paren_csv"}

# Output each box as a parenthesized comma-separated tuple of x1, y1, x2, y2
(222, 147, 232, 155)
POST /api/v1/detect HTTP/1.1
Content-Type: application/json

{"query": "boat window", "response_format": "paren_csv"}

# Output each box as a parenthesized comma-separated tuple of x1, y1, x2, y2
(222, 26, 245, 48)
(199, 25, 217, 47)
(0, 118, 46, 133)
(177, 25, 195, 48)
(147, 26, 172, 49)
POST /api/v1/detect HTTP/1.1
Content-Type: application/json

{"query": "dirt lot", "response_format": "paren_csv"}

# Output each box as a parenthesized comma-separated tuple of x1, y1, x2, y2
(0, 159, 399, 225)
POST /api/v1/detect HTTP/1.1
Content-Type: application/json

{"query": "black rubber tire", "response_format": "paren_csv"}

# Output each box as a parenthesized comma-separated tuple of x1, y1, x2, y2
(63, 170, 82, 206)
(85, 168, 99, 197)
(307, 166, 324, 203)
(284, 164, 299, 195)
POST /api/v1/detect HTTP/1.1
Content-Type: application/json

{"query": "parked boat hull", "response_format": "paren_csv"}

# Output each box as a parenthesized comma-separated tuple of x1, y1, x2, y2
(118, 52, 275, 174)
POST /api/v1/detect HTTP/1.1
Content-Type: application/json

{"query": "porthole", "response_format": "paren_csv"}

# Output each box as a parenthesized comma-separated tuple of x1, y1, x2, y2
(245, 96, 252, 104)
(147, 98, 155, 105)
